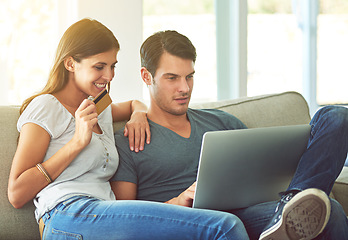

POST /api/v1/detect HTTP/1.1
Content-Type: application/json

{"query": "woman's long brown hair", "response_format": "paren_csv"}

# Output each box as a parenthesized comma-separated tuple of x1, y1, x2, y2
(20, 18, 119, 114)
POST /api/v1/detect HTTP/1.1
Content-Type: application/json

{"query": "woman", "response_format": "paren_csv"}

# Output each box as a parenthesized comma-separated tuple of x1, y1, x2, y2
(8, 18, 248, 239)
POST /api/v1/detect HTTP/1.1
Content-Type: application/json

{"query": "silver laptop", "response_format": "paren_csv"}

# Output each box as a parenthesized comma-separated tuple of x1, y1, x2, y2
(192, 124, 311, 210)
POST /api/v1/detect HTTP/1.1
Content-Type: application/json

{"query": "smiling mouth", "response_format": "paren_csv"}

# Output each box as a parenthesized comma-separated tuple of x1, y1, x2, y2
(94, 83, 107, 89)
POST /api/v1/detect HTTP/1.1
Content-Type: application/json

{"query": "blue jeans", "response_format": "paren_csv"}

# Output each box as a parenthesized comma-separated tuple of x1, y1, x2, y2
(229, 105, 348, 239)
(41, 196, 249, 240)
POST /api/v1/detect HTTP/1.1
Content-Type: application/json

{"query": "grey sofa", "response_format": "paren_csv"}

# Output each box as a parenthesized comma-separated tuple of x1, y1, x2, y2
(1, 91, 347, 239)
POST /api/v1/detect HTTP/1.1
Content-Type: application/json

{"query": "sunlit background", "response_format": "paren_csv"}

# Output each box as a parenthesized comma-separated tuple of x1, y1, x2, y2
(1, 0, 348, 112)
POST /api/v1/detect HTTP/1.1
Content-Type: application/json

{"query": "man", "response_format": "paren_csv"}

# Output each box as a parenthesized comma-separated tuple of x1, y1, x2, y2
(111, 30, 348, 239)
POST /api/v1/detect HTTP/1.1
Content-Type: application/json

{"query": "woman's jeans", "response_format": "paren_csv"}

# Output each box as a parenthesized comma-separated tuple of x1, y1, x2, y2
(230, 105, 348, 239)
(41, 196, 249, 240)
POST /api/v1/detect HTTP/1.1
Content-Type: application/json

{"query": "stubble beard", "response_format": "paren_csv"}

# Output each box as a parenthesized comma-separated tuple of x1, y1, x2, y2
(155, 94, 190, 116)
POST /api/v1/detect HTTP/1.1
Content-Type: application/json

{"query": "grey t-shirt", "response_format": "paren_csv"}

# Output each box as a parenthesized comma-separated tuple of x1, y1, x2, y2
(111, 108, 246, 202)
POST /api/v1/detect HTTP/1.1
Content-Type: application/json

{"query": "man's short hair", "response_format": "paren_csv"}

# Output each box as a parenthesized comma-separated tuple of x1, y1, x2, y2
(140, 30, 197, 77)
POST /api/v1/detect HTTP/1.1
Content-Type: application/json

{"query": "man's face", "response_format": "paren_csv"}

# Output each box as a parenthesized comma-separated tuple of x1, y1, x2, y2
(149, 52, 195, 116)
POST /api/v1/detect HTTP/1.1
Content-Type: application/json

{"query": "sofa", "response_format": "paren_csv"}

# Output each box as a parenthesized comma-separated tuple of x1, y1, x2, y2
(1, 91, 347, 239)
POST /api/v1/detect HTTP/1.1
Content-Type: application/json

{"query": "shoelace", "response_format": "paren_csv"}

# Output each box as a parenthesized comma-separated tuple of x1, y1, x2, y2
(274, 192, 296, 213)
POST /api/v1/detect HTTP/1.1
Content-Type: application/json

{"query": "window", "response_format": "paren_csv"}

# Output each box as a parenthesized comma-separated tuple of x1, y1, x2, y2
(143, 0, 216, 103)
(317, 0, 348, 105)
(247, 0, 303, 97)
(0, 0, 57, 105)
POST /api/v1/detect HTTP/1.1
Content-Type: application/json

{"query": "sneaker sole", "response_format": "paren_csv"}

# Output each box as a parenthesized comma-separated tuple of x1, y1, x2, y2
(259, 188, 331, 240)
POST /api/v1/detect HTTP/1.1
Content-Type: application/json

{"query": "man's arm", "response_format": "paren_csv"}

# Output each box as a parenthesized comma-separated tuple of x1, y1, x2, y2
(111, 181, 137, 200)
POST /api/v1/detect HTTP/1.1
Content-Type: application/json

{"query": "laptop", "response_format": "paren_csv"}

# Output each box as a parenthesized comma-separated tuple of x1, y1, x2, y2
(192, 124, 311, 210)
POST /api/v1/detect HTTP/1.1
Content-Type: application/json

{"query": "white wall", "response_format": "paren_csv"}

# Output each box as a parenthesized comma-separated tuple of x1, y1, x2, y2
(58, 0, 144, 102)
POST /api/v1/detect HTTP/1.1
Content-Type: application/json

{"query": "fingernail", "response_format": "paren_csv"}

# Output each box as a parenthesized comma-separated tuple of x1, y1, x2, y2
(130, 147, 134, 151)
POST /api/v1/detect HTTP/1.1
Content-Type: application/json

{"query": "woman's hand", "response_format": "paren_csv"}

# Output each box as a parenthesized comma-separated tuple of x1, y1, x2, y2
(111, 100, 151, 152)
(72, 99, 98, 149)
(124, 111, 151, 152)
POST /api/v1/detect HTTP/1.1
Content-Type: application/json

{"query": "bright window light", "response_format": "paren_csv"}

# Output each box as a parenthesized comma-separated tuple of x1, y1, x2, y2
(0, 0, 57, 105)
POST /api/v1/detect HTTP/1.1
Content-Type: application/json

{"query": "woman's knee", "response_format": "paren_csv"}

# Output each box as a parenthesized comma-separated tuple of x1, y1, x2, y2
(215, 212, 249, 239)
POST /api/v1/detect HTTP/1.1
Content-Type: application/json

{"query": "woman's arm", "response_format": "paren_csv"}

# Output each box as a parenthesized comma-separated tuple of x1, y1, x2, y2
(8, 99, 97, 208)
(111, 100, 151, 152)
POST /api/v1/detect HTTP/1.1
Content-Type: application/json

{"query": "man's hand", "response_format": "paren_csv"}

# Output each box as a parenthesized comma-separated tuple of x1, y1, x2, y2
(165, 182, 196, 207)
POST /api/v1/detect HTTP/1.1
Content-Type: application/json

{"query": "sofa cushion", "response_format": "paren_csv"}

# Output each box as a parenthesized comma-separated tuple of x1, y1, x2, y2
(190, 91, 311, 128)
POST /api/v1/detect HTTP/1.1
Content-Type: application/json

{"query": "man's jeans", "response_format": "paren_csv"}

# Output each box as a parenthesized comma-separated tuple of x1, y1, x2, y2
(230, 105, 348, 239)
(41, 196, 249, 240)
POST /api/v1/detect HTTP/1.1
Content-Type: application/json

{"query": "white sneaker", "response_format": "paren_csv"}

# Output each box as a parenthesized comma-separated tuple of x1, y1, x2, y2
(259, 188, 331, 240)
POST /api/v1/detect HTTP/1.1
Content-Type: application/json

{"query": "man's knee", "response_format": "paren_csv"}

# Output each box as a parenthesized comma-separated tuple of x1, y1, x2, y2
(320, 198, 348, 239)
(313, 105, 348, 131)
(318, 106, 348, 122)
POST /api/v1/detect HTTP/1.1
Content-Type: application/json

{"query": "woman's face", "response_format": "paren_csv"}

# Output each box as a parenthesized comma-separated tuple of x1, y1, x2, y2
(72, 48, 118, 97)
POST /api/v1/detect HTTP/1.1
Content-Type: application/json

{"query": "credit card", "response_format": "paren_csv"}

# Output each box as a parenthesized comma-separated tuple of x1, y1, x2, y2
(92, 88, 112, 115)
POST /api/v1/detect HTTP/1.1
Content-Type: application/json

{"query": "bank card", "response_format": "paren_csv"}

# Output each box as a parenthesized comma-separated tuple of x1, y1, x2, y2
(92, 88, 112, 115)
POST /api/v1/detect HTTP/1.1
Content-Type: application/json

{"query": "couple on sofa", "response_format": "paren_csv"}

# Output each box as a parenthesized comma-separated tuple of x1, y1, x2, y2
(8, 18, 348, 239)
